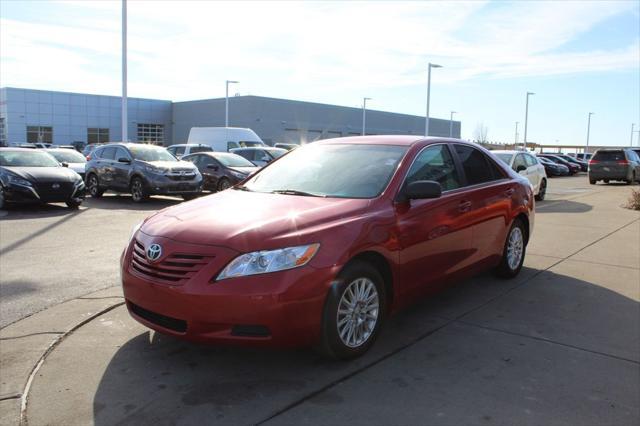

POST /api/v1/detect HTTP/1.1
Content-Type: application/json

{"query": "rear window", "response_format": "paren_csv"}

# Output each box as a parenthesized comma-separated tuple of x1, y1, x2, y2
(190, 146, 213, 154)
(454, 145, 503, 185)
(593, 151, 624, 162)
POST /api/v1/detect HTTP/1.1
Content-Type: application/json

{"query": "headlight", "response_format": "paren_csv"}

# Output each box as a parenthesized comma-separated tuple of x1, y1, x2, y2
(128, 221, 142, 245)
(216, 243, 320, 280)
(7, 175, 33, 186)
(144, 164, 167, 175)
(229, 170, 247, 179)
(74, 178, 85, 187)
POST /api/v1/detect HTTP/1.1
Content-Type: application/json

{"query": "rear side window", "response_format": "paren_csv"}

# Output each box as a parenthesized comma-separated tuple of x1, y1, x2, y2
(227, 142, 239, 150)
(524, 154, 538, 167)
(454, 145, 503, 185)
(406, 144, 460, 191)
(593, 151, 624, 161)
(101, 147, 116, 160)
(513, 154, 527, 171)
(115, 147, 130, 161)
(174, 146, 186, 156)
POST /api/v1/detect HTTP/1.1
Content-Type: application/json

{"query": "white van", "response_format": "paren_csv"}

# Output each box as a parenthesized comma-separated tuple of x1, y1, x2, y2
(187, 127, 265, 152)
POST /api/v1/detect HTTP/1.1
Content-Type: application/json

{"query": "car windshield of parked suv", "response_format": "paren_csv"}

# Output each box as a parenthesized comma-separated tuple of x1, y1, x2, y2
(190, 146, 213, 154)
(494, 153, 513, 165)
(0, 150, 61, 167)
(128, 145, 177, 162)
(243, 143, 407, 198)
(46, 150, 87, 164)
(266, 148, 286, 159)
(592, 150, 625, 162)
(214, 153, 256, 168)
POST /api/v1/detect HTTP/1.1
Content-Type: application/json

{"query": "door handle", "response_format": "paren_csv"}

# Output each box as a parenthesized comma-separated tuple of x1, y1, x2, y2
(458, 200, 472, 212)
(504, 188, 515, 197)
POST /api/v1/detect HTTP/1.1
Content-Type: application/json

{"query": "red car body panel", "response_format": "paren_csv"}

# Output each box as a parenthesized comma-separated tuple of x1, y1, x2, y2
(122, 136, 534, 347)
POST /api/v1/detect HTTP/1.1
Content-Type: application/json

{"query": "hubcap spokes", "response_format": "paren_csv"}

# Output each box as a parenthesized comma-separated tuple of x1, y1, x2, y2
(336, 278, 379, 348)
(507, 227, 524, 270)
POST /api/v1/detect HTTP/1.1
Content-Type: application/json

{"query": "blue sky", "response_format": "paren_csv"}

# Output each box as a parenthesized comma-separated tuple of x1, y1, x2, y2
(1, 0, 638, 146)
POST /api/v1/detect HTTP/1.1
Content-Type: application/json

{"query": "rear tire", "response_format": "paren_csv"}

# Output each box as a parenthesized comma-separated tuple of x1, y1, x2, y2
(130, 177, 148, 203)
(0, 186, 5, 209)
(87, 174, 104, 198)
(604, 179, 609, 184)
(589, 179, 596, 185)
(535, 179, 546, 201)
(495, 219, 527, 279)
(65, 198, 83, 209)
(181, 194, 197, 201)
(318, 261, 386, 360)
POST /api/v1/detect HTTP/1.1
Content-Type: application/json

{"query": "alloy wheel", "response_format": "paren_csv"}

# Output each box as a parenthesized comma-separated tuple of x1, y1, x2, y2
(88, 175, 99, 196)
(336, 278, 379, 348)
(131, 180, 143, 202)
(506, 227, 524, 271)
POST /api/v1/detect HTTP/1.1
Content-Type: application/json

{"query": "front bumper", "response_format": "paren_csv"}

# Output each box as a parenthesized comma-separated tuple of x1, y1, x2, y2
(144, 174, 203, 195)
(121, 232, 336, 347)
(2, 182, 85, 203)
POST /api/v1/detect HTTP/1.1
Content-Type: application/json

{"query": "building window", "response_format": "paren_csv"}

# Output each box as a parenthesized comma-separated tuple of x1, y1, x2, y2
(137, 123, 164, 145)
(26, 126, 53, 144)
(0, 118, 6, 146)
(88, 128, 110, 144)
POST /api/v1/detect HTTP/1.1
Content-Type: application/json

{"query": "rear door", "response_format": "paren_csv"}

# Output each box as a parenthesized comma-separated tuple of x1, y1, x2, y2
(112, 147, 133, 189)
(97, 146, 116, 186)
(453, 144, 513, 265)
(396, 143, 473, 295)
(199, 155, 222, 190)
(524, 153, 542, 189)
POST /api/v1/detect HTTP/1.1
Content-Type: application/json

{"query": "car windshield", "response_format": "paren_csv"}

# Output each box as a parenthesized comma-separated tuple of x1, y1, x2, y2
(0, 150, 61, 167)
(46, 150, 87, 163)
(128, 145, 177, 162)
(266, 148, 286, 159)
(214, 153, 255, 168)
(190, 146, 212, 154)
(494, 153, 513, 164)
(243, 144, 407, 198)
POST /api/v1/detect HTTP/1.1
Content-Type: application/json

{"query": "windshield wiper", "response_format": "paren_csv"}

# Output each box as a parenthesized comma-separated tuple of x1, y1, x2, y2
(270, 189, 326, 197)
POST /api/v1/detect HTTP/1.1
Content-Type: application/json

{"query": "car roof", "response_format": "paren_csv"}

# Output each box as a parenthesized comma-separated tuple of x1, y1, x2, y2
(491, 150, 523, 155)
(167, 143, 208, 147)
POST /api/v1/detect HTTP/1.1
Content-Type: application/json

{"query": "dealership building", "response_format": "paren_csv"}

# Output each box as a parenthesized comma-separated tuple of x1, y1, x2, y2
(0, 87, 460, 147)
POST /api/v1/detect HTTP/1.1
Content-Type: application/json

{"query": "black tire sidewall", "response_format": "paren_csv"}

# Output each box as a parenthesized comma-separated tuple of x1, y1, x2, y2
(131, 178, 147, 202)
(320, 261, 386, 360)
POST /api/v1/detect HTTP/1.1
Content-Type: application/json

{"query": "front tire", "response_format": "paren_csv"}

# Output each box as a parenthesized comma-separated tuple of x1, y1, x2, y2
(130, 177, 148, 203)
(319, 261, 386, 360)
(535, 179, 546, 201)
(65, 197, 83, 209)
(495, 219, 527, 279)
(589, 179, 596, 185)
(217, 178, 232, 191)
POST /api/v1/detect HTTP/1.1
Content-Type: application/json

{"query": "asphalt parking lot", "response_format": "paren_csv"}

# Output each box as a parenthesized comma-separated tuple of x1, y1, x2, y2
(1, 176, 639, 425)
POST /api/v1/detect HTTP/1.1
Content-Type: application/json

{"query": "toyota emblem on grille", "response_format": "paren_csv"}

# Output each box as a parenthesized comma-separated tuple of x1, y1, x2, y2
(52, 183, 60, 189)
(146, 244, 162, 262)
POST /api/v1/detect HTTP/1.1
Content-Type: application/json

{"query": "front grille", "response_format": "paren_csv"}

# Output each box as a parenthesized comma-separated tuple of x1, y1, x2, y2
(130, 239, 213, 285)
(167, 173, 197, 181)
(129, 302, 187, 333)
(33, 181, 74, 201)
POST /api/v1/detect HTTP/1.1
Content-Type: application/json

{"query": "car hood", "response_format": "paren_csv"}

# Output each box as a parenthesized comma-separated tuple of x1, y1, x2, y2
(140, 160, 197, 170)
(228, 166, 259, 175)
(140, 189, 371, 252)
(2, 166, 80, 182)
(67, 163, 86, 173)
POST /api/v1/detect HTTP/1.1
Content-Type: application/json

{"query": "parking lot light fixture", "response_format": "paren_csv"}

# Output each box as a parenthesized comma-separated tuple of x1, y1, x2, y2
(585, 112, 594, 155)
(523, 92, 535, 150)
(225, 80, 239, 127)
(449, 111, 457, 138)
(425, 63, 442, 137)
(362, 97, 372, 136)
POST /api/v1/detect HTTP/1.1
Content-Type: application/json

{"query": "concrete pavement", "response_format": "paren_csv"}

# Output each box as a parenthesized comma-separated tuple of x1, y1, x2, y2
(1, 176, 638, 425)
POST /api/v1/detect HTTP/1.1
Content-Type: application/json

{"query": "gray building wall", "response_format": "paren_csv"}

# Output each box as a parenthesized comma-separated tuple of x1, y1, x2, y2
(172, 96, 460, 145)
(0, 88, 172, 146)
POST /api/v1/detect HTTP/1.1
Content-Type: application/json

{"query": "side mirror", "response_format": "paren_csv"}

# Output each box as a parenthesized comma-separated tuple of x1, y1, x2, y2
(118, 157, 131, 164)
(206, 164, 219, 171)
(403, 180, 442, 201)
(516, 165, 526, 172)
(61, 162, 69, 168)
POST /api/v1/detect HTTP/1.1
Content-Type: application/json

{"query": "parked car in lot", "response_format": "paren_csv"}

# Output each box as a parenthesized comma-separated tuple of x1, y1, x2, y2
(230, 147, 287, 167)
(588, 148, 640, 185)
(0, 148, 86, 209)
(166, 144, 213, 159)
(85, 143, 202, 202)
(537, 156, 570, 176)
(187, 127, 266, 152)
(575, 153, 593, 162)
(182, 152, 259, 192)
(493, 150, 547, 200)
(83, 143, 106, 160)
(122, 136, 534, 359)
(537, 154, 580, 175)
(45, 148, 87, 180)
(274, 143, 299, 151)
(549, 154, 588, 172)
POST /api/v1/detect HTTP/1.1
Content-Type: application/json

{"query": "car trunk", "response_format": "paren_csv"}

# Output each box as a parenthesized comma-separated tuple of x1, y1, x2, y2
(589, 151, 628, 176)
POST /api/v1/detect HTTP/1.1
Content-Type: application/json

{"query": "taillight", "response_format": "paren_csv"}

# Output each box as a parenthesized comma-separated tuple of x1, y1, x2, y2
(589, 160, 598, 165)
(617, 160, 629, 165)
(86, 155, 91, 161)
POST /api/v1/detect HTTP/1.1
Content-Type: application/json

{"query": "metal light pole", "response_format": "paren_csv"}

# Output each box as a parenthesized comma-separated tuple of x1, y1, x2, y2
(362, 97, 371, 136)
(225, 80, 239, 127)
(523, 92, 535, 150)
(121, 0, 128, 142)
(631, 123, 636, 147)
(585, 112, 594, 155)
(449, 111, 456, 138)
(425, 62, 442, 137)
(514, 121, 519, 146)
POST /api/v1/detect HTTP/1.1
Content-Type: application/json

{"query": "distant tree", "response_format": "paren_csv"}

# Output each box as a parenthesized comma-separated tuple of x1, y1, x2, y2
(473, 123, 488, 142)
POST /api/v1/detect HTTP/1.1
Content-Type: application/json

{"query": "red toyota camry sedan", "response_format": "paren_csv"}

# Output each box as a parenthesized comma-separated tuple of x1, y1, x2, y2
(122, 136, 534, 359)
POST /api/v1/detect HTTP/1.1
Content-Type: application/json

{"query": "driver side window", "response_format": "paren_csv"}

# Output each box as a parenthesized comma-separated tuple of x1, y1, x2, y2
(405, 145, 460, 191)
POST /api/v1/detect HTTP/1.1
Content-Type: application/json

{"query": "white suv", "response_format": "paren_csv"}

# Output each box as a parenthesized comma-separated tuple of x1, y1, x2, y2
(493, 150, 548, 201)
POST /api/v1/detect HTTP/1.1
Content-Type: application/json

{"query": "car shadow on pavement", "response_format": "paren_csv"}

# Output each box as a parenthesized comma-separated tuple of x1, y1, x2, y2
(535, 200, 593, 213)
(0, 202, 81, 220)
(82, 270, 639, 426)
(84, 194, 183, 211)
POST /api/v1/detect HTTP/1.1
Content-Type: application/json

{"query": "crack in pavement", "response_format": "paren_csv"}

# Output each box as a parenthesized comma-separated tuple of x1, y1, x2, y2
(0, 332, 64, 341)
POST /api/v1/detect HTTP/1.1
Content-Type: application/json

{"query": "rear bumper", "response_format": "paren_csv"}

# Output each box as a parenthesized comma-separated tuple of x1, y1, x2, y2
(589, 167, 631, 180)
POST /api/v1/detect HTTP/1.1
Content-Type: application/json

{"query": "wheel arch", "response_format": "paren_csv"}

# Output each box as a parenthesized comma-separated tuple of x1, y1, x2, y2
(343, 250, 395, 312)
(515, 212, 530, 245)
